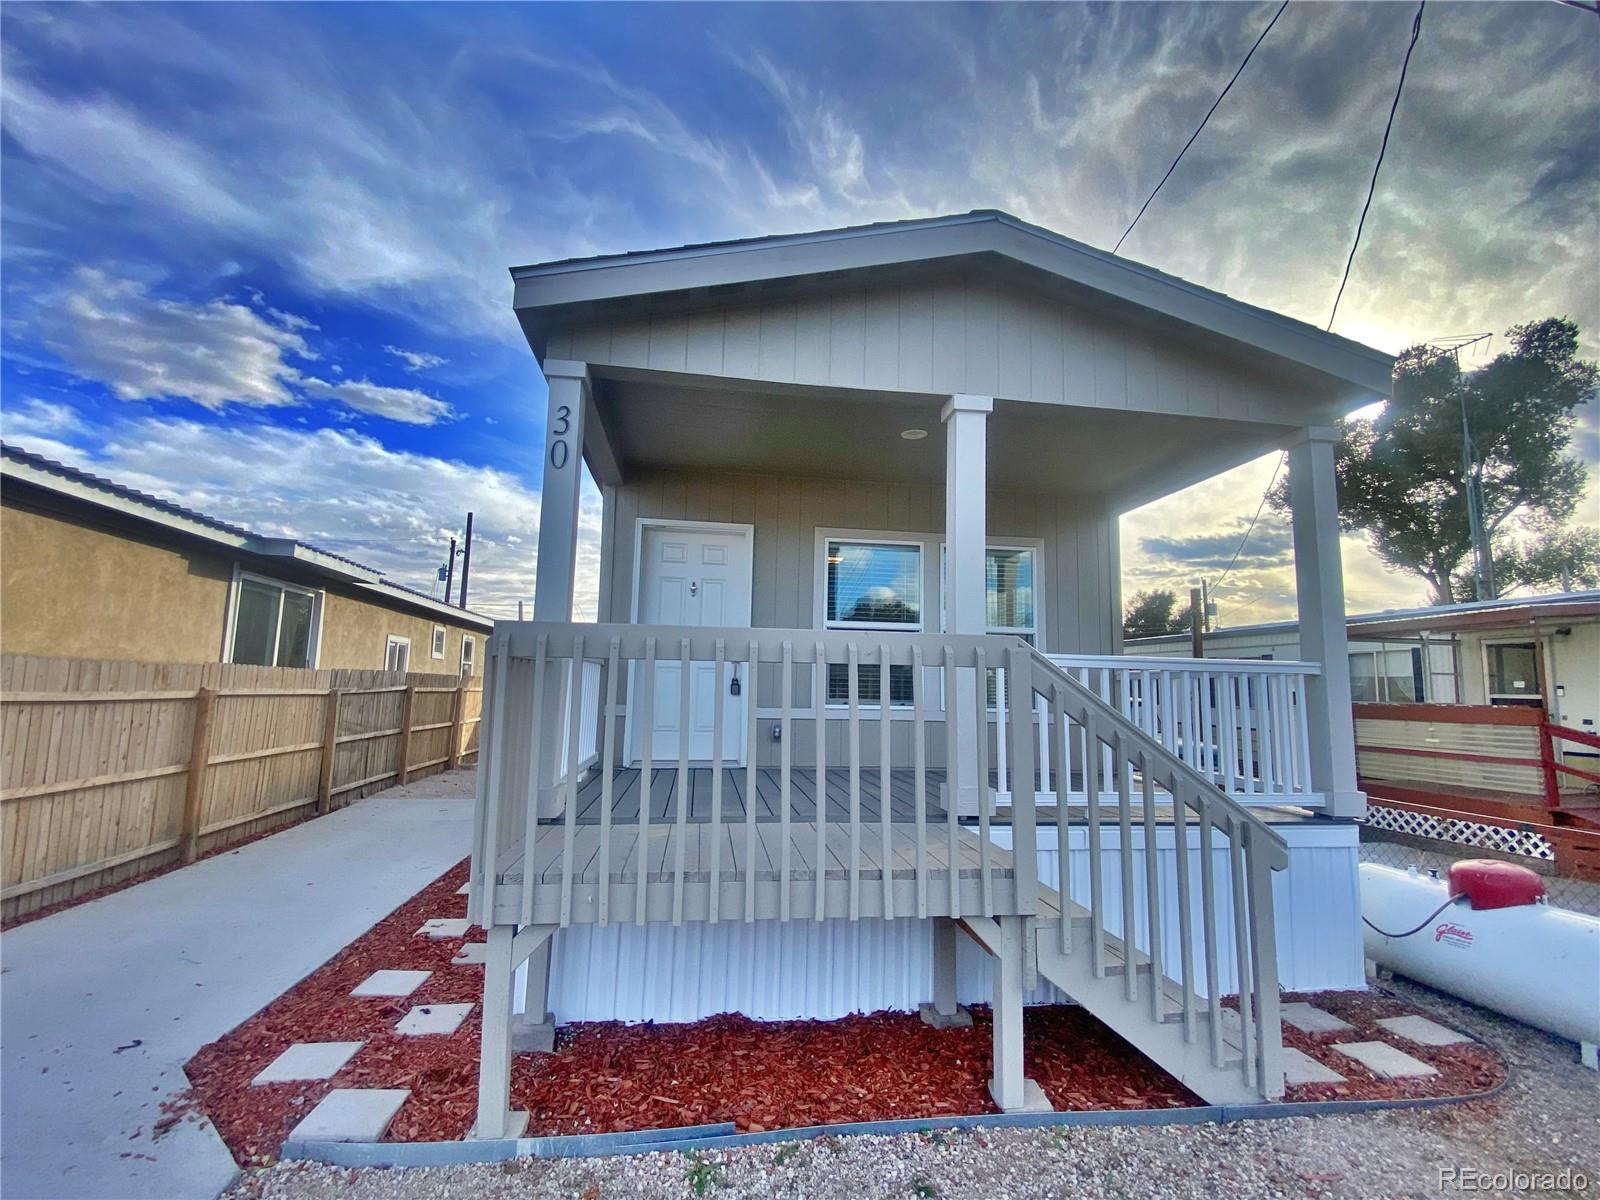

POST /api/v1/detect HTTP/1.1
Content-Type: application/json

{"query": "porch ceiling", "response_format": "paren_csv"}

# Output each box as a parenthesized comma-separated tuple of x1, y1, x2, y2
(590, 369, 1289, 508)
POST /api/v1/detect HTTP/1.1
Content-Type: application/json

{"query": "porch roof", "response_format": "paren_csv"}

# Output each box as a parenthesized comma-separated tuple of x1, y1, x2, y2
(511, 210, 1395, 397)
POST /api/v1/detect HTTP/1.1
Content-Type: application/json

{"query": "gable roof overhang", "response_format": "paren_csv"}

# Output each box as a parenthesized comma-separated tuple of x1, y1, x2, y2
(511, 211, 1396, 399)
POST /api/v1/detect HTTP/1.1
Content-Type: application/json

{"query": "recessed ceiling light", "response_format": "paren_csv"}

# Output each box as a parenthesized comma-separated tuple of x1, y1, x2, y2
(900, 428, 928, 441)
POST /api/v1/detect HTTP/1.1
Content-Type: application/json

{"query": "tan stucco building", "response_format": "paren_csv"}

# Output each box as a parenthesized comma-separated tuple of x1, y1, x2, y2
(1, 443, 493, 672)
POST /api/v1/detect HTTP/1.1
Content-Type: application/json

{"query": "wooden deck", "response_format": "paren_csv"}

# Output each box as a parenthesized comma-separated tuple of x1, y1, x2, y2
(549, 766, 950, 826)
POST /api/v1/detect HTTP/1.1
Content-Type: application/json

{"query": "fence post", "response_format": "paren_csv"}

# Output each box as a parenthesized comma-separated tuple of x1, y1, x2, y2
(181, 688, 216, 863)
(396, 682, 418, 786)
(317, 689, 342, 814)
(448, 681, 466, 770)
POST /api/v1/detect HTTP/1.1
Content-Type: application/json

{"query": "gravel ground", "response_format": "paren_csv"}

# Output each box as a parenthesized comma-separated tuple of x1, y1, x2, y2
(224, 977, 1598, 1200)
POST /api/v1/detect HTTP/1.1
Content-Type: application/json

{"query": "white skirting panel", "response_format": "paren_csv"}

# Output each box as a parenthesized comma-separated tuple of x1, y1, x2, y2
(535, 821, 1363, 1024)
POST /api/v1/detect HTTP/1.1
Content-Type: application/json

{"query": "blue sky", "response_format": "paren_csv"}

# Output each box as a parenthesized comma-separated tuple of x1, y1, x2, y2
(2, 2, 1595, 621)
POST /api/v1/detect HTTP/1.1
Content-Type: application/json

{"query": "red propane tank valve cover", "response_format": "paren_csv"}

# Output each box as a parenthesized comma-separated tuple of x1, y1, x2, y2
(1447, 859, 1545, 911)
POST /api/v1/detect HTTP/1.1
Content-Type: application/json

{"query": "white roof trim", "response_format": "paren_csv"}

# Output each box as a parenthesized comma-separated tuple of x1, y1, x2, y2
(513, 211, 1395, 396)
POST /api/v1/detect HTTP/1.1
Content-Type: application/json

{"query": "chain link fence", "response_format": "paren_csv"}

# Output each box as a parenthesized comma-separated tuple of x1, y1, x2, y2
(1359, 821, 1600, 917)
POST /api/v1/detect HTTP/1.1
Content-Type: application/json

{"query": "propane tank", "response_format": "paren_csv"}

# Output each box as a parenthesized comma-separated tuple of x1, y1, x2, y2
(1361, 861, 1600, 1068)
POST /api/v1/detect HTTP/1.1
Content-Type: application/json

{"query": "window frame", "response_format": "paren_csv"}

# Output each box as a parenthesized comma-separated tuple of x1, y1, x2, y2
(222, 567, 323, 669)
(1482, 639, 1542, 705)
(385, 634, 411, 674)
(460, 635, 475, 678)
(938, 539, 1046, 710)
(814, 531, 927, 710)
(431, 624, 447, 659)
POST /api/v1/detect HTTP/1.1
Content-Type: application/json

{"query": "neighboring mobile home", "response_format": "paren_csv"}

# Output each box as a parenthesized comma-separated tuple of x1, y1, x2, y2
(468, 211, 1396, 1135)
(0, 443, 492, 671)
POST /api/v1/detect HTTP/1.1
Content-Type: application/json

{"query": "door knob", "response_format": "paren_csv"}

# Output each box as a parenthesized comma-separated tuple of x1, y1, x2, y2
(690, 579, 699, 596)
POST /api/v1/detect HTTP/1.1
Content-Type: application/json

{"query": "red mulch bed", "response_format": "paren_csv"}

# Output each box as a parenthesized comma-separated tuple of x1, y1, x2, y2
(184, 857, 1506, 1166)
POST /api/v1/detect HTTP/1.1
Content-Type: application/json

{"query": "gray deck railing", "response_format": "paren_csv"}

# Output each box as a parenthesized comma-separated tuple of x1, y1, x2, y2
(469, 622, 1287, 1098)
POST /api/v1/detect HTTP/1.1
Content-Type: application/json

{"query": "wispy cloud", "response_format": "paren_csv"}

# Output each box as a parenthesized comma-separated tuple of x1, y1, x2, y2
(384, 345, 447, 372)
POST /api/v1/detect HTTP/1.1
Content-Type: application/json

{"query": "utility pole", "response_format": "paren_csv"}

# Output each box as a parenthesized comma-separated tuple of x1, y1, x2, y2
(1189, 583, 1205, 659)
(443, 536, 458, 605)
(458, 512, 474, 609)
(1460, 394, 1494, 601)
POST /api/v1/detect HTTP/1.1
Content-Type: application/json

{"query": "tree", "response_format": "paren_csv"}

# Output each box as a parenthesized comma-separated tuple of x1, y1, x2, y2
(1467, 523, 1600, 597)
(1123, 588, 1195, 639)
(1272, 317, 1596, 605)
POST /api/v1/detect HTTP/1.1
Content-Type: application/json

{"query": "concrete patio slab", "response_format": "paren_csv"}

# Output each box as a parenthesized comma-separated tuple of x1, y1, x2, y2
(1377, 1014, 1473, 1046)
(1281, 1002, 1353, 1035)
(251, 1041, 365, 1085)
(288, 1088, 410, 1143)
(1333, 1040, 1440, 1079)
(453, 942, 488, 965)
(1282, 1046, 1346, 1085)
(395, 1002, 473, 1036)
(457, 882, 471, 895)
(352, 969, 432, 998)
(1, 780, 473, 1200)
(416, 917, 471, 939)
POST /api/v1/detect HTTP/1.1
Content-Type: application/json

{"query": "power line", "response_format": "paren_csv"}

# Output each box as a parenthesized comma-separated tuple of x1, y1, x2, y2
(1326, 0, 1426, 331)
(1113, 0, 1292, 255)
(1211, 451, 1287, 594)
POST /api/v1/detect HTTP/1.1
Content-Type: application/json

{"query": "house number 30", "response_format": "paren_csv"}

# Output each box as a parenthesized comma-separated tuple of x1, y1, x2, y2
(549, 404, 571, 469)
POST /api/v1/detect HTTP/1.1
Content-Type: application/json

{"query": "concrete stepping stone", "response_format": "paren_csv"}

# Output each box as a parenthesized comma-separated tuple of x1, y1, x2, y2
(395, 1002, 473, 1036)
(288, 1088, 409, 1143)
(1282, 1046, 1346, 1086)
(416, 918, 471, 939)
(351, 969, 430, 998)
(1376, 1014, 1472, 1046)
(250, 1041, 364, 1085)
(1333, 1040, 1439, 1079)
(453, 943, 488, 966)
(1281, 1002, 1353, 1035)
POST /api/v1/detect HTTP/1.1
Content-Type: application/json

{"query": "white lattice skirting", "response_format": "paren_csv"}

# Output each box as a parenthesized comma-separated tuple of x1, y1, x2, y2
(1364, 804, 1555, 862)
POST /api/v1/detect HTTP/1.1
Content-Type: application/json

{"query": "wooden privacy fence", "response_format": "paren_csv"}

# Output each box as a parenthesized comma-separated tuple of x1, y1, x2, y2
(1, 654, 484, 922)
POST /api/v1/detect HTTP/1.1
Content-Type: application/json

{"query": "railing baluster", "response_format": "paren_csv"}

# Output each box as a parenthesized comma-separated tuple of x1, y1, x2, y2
(1219, 674, 1239, 795)
(814, 643, 828, 922)
(878, 641, 893, 921)
(1085, 713, 1105, 977)
(1274, 674, 1292, 793)
(1199, 671, 1215, 788)
(1198, 804, 1222, 1066)
(1171, 778, 1197, 1043)
(1239, 677, 1257, 796)
(559, 637, 586, 928)
(635, 638, 656, 926)
(1293, 673, 1312, 795)
(994, 664, 1008, 795)
(781, 641, 794, 922)
(1036, 693, 1051, 798)
(973, 645, 993, 919)
(1159, 669, 1176, 760)
(1254, 672, 1274, 799)
(744, 649, 759, 922)
(598, 637, 619, 926)
(1116, 730, 1136, 1002)
(1247, 825, 1284, 1097)
(1051, 685, 1072, 956)
(944, 645, 962, 920)
(672, 638, 690, 925)
(1140, 756, 1163, 1023)
(709, 638, 725, 924)
(519, 634, 548, 926)
(1229, 815, 1257, 1088)
(847, 643, 861, 921)
(477, 633, 511, 928)
(912, 645, 928, 919)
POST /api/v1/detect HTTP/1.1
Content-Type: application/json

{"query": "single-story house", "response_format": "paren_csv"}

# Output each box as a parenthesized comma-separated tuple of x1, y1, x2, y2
(466, 209, 1400, 1134)
(1, 442, 493, 673)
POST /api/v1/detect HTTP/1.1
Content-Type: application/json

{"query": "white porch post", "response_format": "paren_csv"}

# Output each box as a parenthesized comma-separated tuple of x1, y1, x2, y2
(1287, 427, 1363, 819)
(943, 393, 992, 816)
(533, 360, 589, 622)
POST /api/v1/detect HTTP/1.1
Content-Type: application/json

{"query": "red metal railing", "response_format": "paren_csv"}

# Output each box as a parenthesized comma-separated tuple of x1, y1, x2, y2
(1541, 722, 1600, 807)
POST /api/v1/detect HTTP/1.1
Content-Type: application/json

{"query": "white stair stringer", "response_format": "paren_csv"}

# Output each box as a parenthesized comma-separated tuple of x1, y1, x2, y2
(1031, 910, 1279, 1106)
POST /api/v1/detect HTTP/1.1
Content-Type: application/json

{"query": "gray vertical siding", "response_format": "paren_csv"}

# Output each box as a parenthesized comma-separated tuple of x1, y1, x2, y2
(596, 467, 1117, 768)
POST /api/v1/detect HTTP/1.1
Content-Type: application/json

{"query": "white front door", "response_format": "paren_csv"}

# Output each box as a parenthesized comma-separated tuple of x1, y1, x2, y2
(631, 523, 752, 765)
